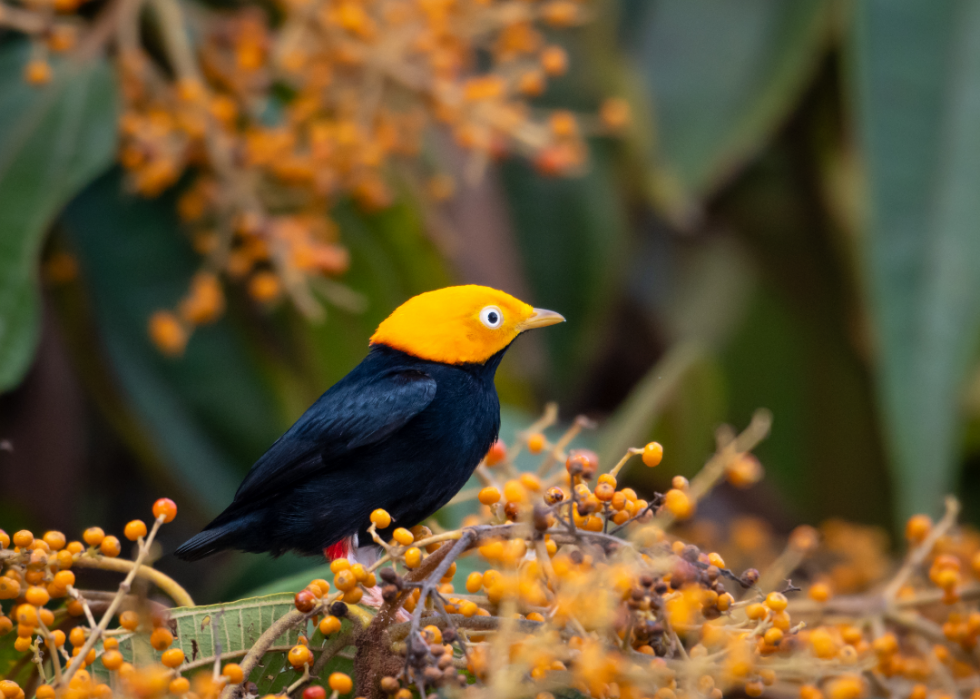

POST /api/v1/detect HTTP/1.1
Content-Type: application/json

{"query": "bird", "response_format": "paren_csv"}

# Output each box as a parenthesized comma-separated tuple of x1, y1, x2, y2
(174, 285, 564, 564)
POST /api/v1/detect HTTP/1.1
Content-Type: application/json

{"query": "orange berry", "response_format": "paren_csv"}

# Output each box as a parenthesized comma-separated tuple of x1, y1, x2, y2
(809, 582, 832, 602)
(485, 440, 507, 466)
(765, 592, 788, 612)
(540, 46, 567, 76)
(169, 678, 190, 695)
(392, 528, 414, 546)
(335, 570, 357, 593)
(478, 487, 501, 505)
(370, 509, 391, 528)
(0, 681, 20, 698)
(161, 648, 184, 668)
(0, 577, 20, 600)
(100, 536, 121, 558)
(642, 442, 663, 467)
(905, 514, 932, 543)
(148, 311, 187, 356)
(124, 520, 147, 541)
(466, 572, 484, 593)
(150, 627, 174, 651)
(14, 637, 31, 652)
(16, 604, 37, 627)
(222, 663, 245, 684)
(663, 489, 694, 519)
(319, 615, 342, 635)
(745, 603, 767, 621)
(0, 530, 8, 549)
(25, 586, 49, 607)
(404, 547, 422, 569)
(503, 480, 527, 503)
(248, 272, 281, 303)
(328, 673, 353, 694)
(288, 644, 312, 668)
(764, 628, 783, 646)
(153, 498, 178, 523)
(330, 558, 350, 574)
(82, 527, 105, 547)
(600, 98, 631, 130)
(103, 637, 119, 650)
(36, 686, 54, 699)
(13, 530, 34, 549)
(309, 578, 331, 596)
(119, 610, 139, 631)
(24, 60, 52, 85)
(527, 432, 546, 453)
(42, 531, 66, 551)
(101, 650, 124, 671)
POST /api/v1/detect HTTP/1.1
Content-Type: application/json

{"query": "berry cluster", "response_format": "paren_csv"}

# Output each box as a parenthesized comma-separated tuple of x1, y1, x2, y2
(0, 499, 191, 698)
(9, 410, 980, 699)
(0, 0, 628, 356)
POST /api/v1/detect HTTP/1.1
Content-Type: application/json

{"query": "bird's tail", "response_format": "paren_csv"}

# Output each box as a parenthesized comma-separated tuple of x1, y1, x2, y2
(174, 512, 259, 561)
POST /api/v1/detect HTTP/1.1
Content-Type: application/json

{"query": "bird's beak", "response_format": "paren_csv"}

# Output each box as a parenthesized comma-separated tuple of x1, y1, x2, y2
(519, 308, 566, 331)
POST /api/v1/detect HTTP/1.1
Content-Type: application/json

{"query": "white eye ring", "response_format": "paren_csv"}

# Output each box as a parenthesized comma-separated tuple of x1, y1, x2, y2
(480, 305, 504, 329)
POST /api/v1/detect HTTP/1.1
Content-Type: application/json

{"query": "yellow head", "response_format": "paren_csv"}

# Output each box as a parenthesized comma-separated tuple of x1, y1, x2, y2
(370, 285, 565, 364)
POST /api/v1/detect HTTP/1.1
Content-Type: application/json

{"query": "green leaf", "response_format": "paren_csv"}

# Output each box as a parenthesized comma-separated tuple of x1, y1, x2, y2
(0, 42, 117, 390)
(851, 1, 980, 520)
(90, 594, 355, 693)
(61, 171, 287, 514)
(633, 0, 829, 219)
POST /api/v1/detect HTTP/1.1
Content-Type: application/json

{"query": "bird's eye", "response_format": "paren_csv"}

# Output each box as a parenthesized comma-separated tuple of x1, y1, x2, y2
(480, 306, 504, 329)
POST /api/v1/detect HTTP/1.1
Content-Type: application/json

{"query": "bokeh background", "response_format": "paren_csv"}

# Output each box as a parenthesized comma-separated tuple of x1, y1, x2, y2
(4, 0, 980, 602)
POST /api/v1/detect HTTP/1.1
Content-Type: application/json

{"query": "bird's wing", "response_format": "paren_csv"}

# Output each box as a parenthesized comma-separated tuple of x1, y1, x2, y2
(231, 368, 437, 504)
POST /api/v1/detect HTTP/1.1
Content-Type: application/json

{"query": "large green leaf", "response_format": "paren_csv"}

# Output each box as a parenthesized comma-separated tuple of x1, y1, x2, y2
(90, 594, 354, 693)
(851, 1, 980, 520)
(61, 171, 287, 515)
(631, 0, 830, 220)
(0, 42, 117, 390)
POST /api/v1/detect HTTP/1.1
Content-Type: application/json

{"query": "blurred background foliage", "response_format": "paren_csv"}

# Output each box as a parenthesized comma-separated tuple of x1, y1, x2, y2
(5, 0, 980, 601)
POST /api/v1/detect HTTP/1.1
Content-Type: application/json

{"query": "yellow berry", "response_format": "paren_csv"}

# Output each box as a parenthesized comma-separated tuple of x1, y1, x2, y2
(404, 547, 422, 569)
(478, 487, 501, 505)
(527, 433, 546, 453)
(466, 572, 484, 593)
(663, 489, 694, 519)
(642, 442, 663, 467)
(392, 528, 414, 546)
(809, 582, 832, 603)
(330, 558, 350, 574)
(764, 592, 788, 612)
(370, 509, 392, 528)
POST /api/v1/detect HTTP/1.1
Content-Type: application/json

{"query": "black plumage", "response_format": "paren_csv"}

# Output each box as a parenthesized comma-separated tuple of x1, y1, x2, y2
(174, 343, 506, 561)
